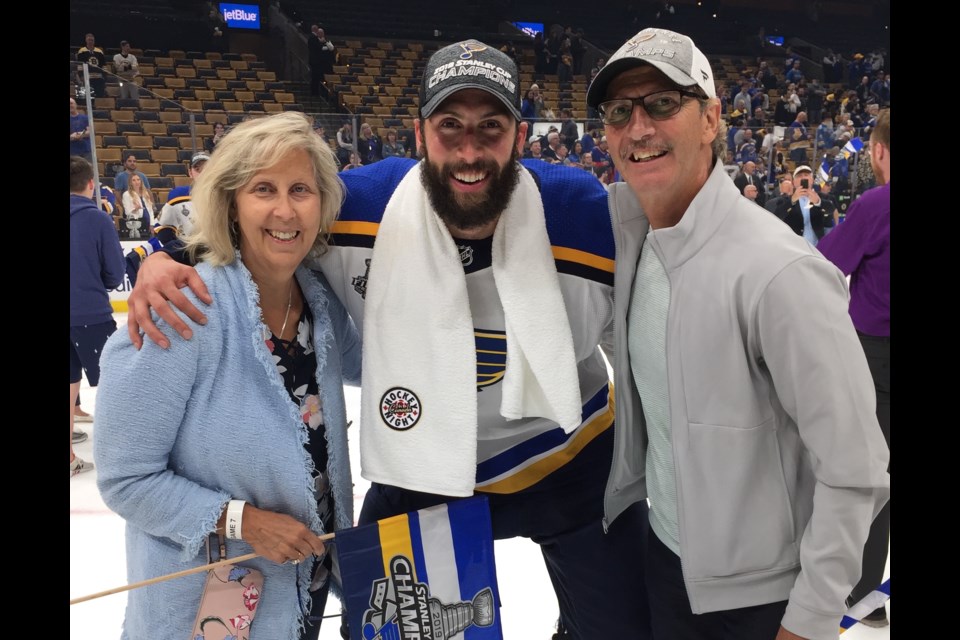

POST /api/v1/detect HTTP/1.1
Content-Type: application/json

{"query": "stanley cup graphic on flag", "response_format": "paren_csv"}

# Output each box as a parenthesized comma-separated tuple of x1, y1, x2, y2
(338, 495, 502, 640)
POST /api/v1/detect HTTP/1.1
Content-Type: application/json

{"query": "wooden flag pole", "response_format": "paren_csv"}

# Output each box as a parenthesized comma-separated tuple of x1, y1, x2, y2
(70, 532, 336, 605)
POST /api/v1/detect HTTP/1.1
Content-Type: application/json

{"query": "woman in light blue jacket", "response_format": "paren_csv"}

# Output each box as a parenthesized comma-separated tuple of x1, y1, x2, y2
(95, 112, 360, 640)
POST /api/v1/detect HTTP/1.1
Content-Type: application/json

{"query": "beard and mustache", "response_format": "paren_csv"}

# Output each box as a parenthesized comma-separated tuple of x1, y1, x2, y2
(420, 143, 521, 233)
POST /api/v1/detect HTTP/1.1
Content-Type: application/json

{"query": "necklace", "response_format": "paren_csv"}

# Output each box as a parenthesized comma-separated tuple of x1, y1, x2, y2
(274, 283, 294, 340)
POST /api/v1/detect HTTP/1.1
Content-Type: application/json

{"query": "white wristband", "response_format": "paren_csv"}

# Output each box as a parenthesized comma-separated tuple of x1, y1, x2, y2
(225, 500, 246, 540)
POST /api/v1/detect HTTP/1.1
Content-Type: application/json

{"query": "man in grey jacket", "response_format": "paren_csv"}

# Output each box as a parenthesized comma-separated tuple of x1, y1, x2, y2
(587, 28, 890, 640)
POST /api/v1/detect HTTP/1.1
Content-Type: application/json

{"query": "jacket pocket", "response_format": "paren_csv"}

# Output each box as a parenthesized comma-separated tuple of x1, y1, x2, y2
(679, 418, 799, 579)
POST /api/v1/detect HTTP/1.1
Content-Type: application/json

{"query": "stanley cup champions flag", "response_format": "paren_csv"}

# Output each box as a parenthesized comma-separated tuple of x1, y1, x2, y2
(337, 495, 503, 640)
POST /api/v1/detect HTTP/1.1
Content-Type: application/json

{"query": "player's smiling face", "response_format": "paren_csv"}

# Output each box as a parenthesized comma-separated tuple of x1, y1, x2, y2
(416, 89, 527, 235)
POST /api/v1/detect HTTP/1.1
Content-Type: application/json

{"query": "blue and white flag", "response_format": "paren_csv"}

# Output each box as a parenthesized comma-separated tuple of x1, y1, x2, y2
(842, 136, 864, 158)
(338, 496, 502, 640)
(819, 158, 831, 184)
(839, 579, 890, 633)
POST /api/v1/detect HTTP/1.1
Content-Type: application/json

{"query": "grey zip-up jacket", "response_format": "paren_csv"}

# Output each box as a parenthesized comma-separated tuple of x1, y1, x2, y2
(603, 162, 889, 639)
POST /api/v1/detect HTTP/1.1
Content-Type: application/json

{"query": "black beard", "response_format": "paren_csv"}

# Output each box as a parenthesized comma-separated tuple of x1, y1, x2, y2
(420, 145, 521, 233)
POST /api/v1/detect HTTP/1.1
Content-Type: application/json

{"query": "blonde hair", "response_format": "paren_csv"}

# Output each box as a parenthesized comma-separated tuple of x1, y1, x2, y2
(185, 112, 344, 266)
(126, 172, 153, 205)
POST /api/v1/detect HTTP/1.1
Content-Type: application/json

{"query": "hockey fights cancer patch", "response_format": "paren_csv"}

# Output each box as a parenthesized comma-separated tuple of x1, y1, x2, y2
(380, 387, 422, 430)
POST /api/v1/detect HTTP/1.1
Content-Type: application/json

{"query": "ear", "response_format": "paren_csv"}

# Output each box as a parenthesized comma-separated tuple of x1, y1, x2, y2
(701, 99, 721, 146)
(515, 121, 529, 156)
(414, 118, 424, 155)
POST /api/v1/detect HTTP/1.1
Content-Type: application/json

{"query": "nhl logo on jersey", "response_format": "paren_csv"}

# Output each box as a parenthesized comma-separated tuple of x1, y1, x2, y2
(380, 387, 422, 431)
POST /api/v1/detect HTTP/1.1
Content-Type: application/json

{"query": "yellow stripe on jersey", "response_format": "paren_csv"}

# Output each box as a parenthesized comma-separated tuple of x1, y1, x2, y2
(331, 220, 380, 236)
(477, 388, 615, 494)
(551, 246, 615, 273)
(377, 512, 417, 579)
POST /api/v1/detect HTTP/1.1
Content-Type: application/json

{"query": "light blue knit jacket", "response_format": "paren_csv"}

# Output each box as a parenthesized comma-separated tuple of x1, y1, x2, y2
(95, 258, 361, 640)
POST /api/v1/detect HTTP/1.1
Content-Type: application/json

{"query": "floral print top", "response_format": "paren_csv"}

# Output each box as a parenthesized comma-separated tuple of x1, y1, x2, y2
(264, 303, 334, 535)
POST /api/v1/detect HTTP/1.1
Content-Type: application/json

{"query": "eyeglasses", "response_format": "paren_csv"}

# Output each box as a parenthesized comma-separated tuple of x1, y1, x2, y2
(597, 89, 704, 126)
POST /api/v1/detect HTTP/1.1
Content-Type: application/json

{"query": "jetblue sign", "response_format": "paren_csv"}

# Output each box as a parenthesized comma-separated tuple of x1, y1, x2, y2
(220, 3, 260, 30)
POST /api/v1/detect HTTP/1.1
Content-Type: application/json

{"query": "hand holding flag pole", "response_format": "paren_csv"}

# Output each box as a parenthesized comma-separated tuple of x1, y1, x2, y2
(69, 532, 336, 605)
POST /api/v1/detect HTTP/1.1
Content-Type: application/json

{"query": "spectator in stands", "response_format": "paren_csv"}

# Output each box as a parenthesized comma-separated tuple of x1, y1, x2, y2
(341, 151, 363, 171)
(785, 60, 804, 85)
(732, 81, 752, 115)
(788, 111, 810, 164)
(737, 129, 759, 166)
(521, 84, 544, 130)
(747, 106, 765, 130)
(743, 183, 760, 204)
(70, 98, 92, 162)
(855, 75, 872, 105)
(822, 48, 841, 83)
(827, 145, 851, 195)
(357, 123, 382, 164)
(734, 161, 766, 207)
(750, 87, 768, 115)
(727, 110, 744, 154)
(868, 71, 888, 107)
(336, 123, 354, 166)
(806, 77, 825, 124)
(113, 40, 140, 102)
(533, 32, 548, 74)
(205, 121, 227, 153)
(500, 41, 520, 68)
(75, 33, 107, 99)
(70, 156, 125, 476)
(122, 174, 155, 240)
(380, 129, 406, 159)
(559, 108, 578, 150)
(541, 131, 563, 163)
(764, 175, 794, 218)
(591, 136, 613, 184)
(758, 59, 777, 91)
(570, 28, 586, 75)
(785, 83, 802, 115)
(816, 179, 839, 233)
(308, 25, 336, 98)
(557, 41, 573, 83)
(773, 92, 793, 126)
(848, 53, 866, 88)
(524, 138, 545, 161)
(114, 152, 152, 194)
(782, 165, 830, 246)
(816, 114, 835, 151)
(565, 140, 584, 169)
(580, 123, 598, 156)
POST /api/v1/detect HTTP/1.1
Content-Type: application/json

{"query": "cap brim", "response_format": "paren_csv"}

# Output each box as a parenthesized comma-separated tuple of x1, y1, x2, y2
(420, 83, 521, 121)
(587, 58, 697, 109)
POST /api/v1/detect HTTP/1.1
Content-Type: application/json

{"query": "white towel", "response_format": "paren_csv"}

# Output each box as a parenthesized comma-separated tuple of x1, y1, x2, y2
(360, 163, 582, 496)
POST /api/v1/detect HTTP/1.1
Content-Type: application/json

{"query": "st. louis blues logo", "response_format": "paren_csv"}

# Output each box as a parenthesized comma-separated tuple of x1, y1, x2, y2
(458, 40, 487, 60)
(361, 555, 495, 640)
(380, 387, 422, 431)
(352, 258, 372, 299)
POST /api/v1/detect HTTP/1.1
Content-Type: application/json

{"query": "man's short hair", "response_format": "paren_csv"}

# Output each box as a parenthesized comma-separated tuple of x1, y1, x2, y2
(71, 156, 93, 193)
(872, 108, 890, 150)
(120, 40, 129, 47)
(123, 151, 137, 162)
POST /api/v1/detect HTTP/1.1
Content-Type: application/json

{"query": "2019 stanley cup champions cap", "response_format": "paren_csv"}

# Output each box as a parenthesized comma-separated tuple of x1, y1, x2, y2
(419, 40, 522, 121)
(586, 28, 717, 109)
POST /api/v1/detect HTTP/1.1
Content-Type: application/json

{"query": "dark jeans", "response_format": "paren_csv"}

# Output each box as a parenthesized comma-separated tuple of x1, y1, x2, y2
(851, 332, 890, 603)
(646, 531, 788, 639)
(358, 426, 651, 640)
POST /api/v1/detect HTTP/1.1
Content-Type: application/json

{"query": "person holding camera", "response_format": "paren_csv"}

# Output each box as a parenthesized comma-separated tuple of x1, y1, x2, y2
(780, 165, 831, 246)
